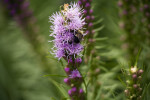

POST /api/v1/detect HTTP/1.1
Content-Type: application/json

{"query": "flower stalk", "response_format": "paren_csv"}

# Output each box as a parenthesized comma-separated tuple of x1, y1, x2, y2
(1, 0, 50, 71)
(78, 0, 95, 60)
(49, 3, 86, 100)
(124, 66, 144, 100)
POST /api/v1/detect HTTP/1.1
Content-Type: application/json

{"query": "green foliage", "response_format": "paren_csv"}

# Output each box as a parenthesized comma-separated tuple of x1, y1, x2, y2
(0, 0, 150, 100)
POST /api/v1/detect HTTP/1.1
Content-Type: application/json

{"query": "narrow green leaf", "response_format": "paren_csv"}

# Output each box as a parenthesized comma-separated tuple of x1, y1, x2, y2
(59, 59, 64, 68)
(94, 37, 108, 41)
(95, 46, 105, 49)
(94, 25, 105, 32)
(50, 97, 56, 100)
(99, 66, 109, 72)
(142, 83, 150, 98)
(94, 25, 104, 38)
(118, 76, 126, 87)
(43, 74, 67, 77)
(93, 18, 103, 25)
(49, 78, 68, 97)
(134, 48, 142, 66)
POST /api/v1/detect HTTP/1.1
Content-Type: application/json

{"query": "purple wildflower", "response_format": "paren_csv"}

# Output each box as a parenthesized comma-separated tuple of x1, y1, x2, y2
(50, 2, 86, 99)
(49, 3, 86, 60)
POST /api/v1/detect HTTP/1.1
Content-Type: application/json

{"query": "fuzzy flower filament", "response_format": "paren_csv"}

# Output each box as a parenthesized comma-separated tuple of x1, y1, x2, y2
(50, 3, 85, 60)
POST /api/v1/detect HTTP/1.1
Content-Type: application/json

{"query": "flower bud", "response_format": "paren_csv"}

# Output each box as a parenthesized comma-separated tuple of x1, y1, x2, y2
(68, 89, 72, 96)
(88, 38, 93, 42)
(95, 68, 100, 74)
(68, 58, 73, 64)
(124, 89, 129, 96)
(146, 12, 150, 17)
(138, 88, 142, 91)
(92, 30, 95, 34)
(91, 16, 95, 20)
(88, 22, 93, 27)
(119, 21, 125, 29)
(82, 0, 87, 3)
(131, 67, 137, 73)
(133, 84, 138, 88)
(64, 78, 70, 85)
(78, 1, 82, 5)
(91, 49, 95, 54)
(138, 69, 143, 75)
(86, 30, 90, 34)
(138, 76, 142, 80)
(21, 2, 29, 10)
(72, 87, 77, 93)
(123, 10, 128, 15)
(140, 7, 143, 12)
(64, 67, 71, 74)
(144, 4, 149, 9)
(126, 80, 130, 84)
(79, 88, 84, 94)
(10, 9, 16, 15)
(132, 74, 137, 79)
(89, 9, 93, 14)
(85, 3, 90, 8)
(118, 1, 123, 7)
(75, 58, 82, 64)
(83, 10, 87, 14)
(138, 96, 142, 99)
(86, 16, 90, 20)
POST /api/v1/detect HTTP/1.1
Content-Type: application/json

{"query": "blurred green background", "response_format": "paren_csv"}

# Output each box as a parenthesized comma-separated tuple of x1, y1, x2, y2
(0, 0, 149, 100)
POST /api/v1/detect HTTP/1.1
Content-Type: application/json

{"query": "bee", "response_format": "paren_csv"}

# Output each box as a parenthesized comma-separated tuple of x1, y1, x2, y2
(73, 30, 84, 43)
(61, 3, 69, 13)
(60, 4, 71, 25)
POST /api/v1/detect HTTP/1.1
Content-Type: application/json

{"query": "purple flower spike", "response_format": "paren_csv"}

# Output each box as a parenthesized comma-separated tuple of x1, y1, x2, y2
(49, 3, 86, 60)
(50, 2, 86, 99)
(85, 2, 90, 8)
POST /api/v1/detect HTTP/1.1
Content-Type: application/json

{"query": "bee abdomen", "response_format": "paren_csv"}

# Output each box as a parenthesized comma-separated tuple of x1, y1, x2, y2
(74, 35, 80, 43)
